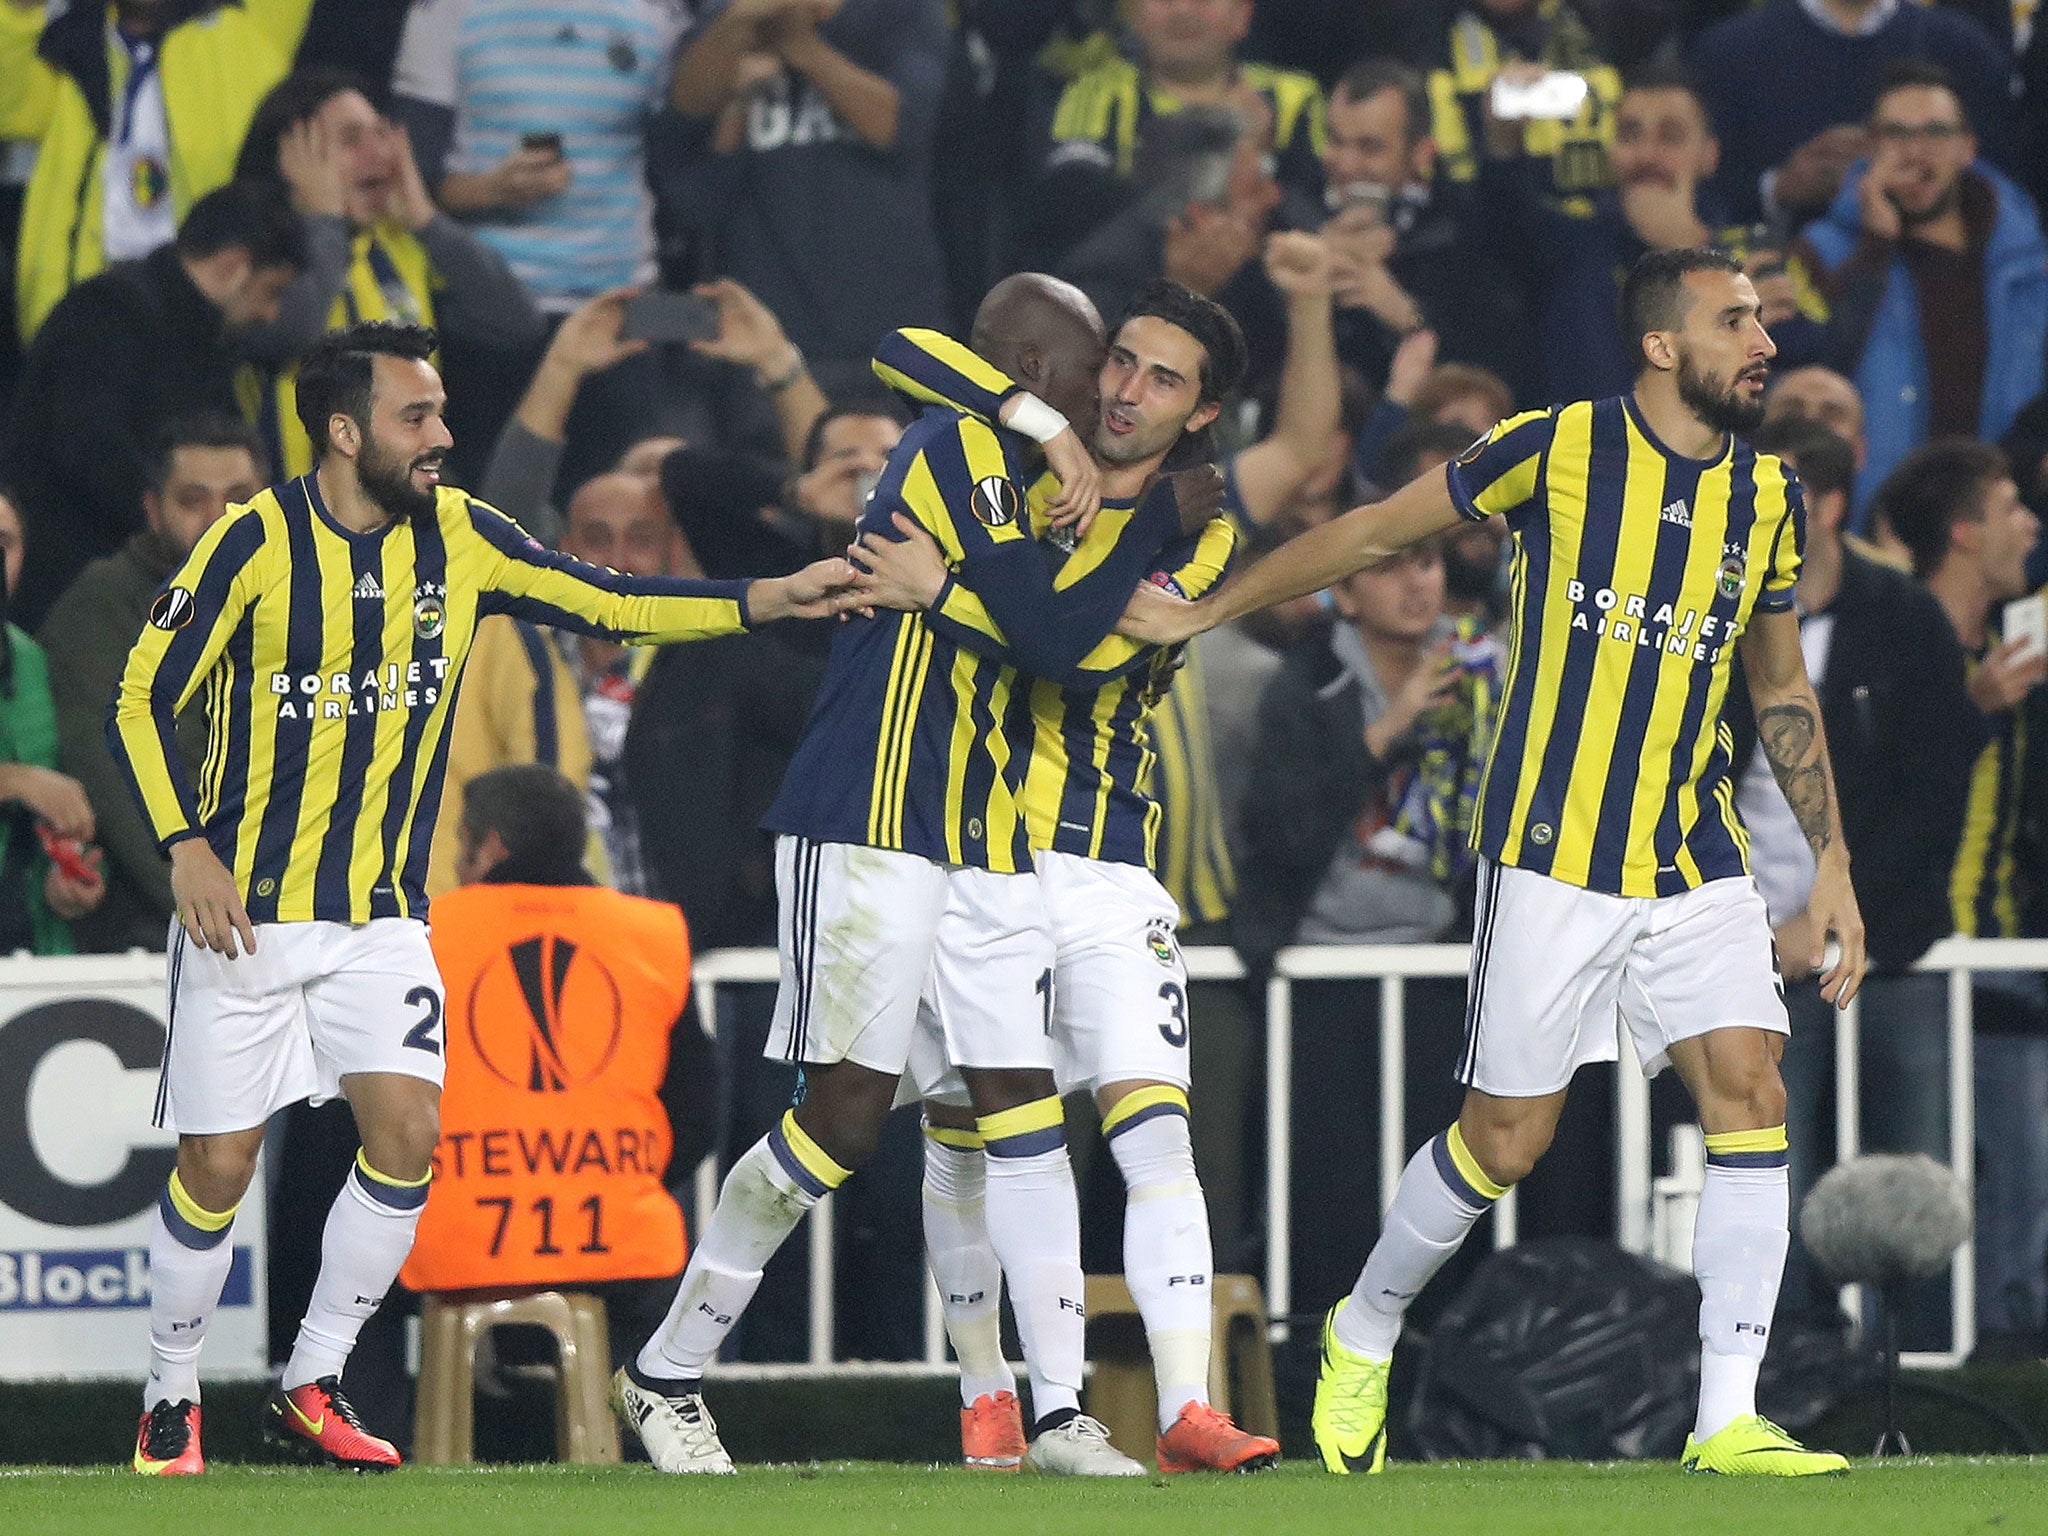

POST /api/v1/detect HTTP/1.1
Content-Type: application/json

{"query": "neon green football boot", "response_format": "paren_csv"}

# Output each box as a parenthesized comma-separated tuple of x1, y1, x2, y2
(1681, 1415, 1850, 1476)
(1312, 1301, 1392, 1474)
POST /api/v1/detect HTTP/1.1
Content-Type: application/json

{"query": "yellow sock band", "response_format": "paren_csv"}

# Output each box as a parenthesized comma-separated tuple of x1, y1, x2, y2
(1445, 1122, 1511, 1202)
(922, 1122, 984, 1150)
(976, 1096, 1066, 1159)
(1704, 1125, 1789, 1168)
(773, 1109, 852, 1194)
(166, 1170, 236, 1231)
(1702, 1126, 1789, 1155)
(1100, 1084, 1189, 1139)
(354, 1149, 432, 1188)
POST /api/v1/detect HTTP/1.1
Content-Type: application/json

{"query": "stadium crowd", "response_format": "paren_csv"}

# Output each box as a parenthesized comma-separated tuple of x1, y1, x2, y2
(0, 0, 2044, 1447)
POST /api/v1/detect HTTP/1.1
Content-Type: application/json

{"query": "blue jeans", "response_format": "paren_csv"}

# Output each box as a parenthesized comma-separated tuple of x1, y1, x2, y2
(1973, 971, 2048, 1340)
(1780, 972, 1951, 1343)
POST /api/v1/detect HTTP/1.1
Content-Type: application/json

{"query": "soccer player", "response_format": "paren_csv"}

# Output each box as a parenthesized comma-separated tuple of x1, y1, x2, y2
(853, 271, 1319, 1472)
(1119, 247, 1868, 1477)
(109, 320, 849, 1476)
(614, 276, 1208, 1477)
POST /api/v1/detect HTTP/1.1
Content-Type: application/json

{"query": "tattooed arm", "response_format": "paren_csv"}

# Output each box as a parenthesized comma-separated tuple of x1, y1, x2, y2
(1738, 609, 1867, 1006)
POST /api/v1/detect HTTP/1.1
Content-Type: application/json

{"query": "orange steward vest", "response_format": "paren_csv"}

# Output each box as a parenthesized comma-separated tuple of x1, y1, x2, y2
(403, 882, 692, 1291)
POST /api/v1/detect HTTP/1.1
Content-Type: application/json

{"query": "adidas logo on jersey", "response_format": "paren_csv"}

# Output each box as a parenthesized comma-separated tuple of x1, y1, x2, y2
(353, 572, 386, 601)
(1660, 498, 1692, 528)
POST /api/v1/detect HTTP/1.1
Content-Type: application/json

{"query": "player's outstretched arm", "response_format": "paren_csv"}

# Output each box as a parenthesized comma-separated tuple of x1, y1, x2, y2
(747, 556, 860, 623)
(1119, 461, 1464, 646)
(1739, 607, 1866, 1006)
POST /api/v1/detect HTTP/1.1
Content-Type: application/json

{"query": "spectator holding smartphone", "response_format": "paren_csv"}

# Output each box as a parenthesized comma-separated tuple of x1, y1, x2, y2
(394, 0, 685, 313)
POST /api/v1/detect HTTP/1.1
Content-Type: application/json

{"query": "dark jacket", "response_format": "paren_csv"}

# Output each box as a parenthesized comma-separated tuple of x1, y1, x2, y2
(37, 531, 203, 952)
(1, 246, 241, 628)
(624, 628, 825, 952)
(1723, 550, 1983, 971)
(1335, 182, 1538, 406)
(1232, 630, 1399, 977)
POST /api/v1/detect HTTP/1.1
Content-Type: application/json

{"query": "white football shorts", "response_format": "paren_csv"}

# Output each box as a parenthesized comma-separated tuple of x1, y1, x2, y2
(1459, 858, 1789, 1097)
(909, 849, 1190, 1105)
(765, 835, 1053, 1078)
(156, 917, 446, 1134)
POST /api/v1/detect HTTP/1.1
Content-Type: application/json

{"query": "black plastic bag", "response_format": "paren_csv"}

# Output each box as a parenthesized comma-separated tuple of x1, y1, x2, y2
(1409, 1238, 1702, 1461)
(1409, 1237, 1858, 1461)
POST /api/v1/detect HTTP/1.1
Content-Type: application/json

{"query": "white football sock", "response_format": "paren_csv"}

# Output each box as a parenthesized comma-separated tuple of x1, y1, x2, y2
(144, 1172, 240, 1408)
(638, 1112, 845, 1382)
(1105, 1094, 1213, 1429)
(282, 1152, 427, 1391)
(978, 1099, 1084, 1423)
(1693, 1131, 1790, 1441)
(1335, 1127, 1505, 1360)
(922, 1127, 1014, 1406)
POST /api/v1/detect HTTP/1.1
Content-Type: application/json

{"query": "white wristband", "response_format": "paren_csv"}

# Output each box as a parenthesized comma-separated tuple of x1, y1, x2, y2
(1003, 392, 1068, 445)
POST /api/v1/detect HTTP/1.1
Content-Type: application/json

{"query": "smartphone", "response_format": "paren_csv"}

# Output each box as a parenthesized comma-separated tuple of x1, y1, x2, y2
(1489, 70, 1589, 122)
(621, 290, 721, 345)
(1329, 180, 1393, 223)
(36, 823, 95, 886)
(2004, 591, 2048, 664)
(520, 131, 565, 156)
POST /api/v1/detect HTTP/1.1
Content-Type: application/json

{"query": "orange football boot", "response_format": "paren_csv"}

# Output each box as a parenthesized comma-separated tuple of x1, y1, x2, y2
(133, 1400, 204, 1475)
(264, 1377, 401, 1471)
(1156, 1401, 1280, 1473)
(961, 1390, 1026, 1471)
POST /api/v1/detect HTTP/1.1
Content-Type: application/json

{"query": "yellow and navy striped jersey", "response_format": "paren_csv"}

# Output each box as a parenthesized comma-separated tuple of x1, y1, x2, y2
(1149, 646, 1237, 925)
(1048, 54, 1326, 192)
(927, 501, 1237, 870)
(1450, 396, 1805, 897)
(763, 410, 1045, 871)
(1951, 612, 2037, 938)
(108, 476, 753, 924)
(1428, 3, 1621, 203)
(871, 326, 1240, 873)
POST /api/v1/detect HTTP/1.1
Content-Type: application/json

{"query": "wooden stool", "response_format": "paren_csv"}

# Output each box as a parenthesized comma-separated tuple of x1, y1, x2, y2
(414, 1290, 621, 1464)
(1081, 1273, 1279, 1463)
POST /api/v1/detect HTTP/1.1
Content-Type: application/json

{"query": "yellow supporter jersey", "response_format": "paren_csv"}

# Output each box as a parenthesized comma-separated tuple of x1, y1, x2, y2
(239, 222, 438, 479)
(1049, 53, 1326, 186)
(109, 475, 752, 923)
(1448, 395, 1804, 896)
(1951, 606, 2037, 938)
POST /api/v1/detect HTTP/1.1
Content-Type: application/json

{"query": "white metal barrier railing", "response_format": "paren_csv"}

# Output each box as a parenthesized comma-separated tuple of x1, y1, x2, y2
(693, 935, 2048, 1372)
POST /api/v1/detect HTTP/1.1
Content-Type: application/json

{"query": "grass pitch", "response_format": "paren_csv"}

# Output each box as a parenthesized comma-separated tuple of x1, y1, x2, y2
(4, 1458, 2044, 1536)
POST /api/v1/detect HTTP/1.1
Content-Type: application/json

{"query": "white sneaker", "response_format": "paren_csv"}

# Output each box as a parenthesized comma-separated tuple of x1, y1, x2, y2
(611, 1367, 736, 1474)
(1022, 1413, 1147, 1476)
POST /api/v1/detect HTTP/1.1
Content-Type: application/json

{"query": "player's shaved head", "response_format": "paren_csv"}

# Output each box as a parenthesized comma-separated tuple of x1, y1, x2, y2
(969, 274, 1107, 428)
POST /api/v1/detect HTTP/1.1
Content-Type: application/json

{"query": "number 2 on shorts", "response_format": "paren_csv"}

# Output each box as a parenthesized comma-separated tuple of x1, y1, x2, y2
(403, 985, 444, 1054)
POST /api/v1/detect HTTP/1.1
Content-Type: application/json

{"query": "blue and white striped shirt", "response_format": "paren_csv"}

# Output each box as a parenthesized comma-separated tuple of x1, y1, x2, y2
(396, 0, 685, 306)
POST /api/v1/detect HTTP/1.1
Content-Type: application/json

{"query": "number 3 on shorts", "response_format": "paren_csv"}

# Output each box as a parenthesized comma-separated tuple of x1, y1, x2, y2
(403, 985, 444, 1054)
(1158, 981, 1187, 1047)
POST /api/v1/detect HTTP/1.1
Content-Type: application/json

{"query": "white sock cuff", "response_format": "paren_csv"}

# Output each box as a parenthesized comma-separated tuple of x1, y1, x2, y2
(1107, 1108, 1199, 1193)
(921, 1131, 985, 1204)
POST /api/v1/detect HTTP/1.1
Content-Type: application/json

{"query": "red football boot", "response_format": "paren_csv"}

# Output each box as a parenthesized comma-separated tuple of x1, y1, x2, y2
(264, 1377, 401, 1471)
(133, 1399, 204, 1475)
